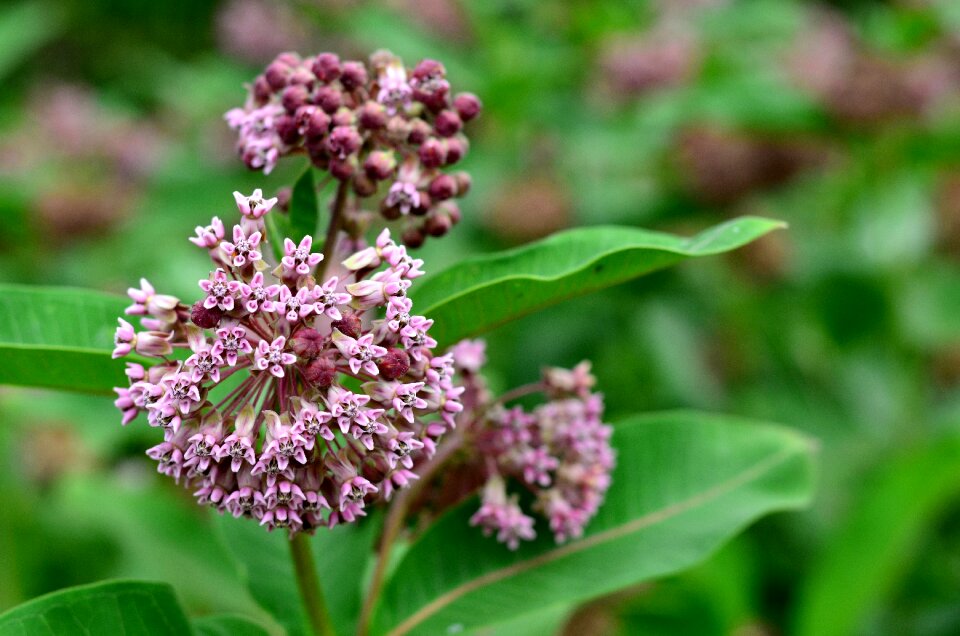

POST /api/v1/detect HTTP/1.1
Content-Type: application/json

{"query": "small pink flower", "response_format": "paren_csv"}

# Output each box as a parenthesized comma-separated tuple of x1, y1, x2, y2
(254, 336, 297, 378)
(125, 278, 179, 318)
(239, 272, 279, 313)
(266, 285, 315, 323)
(233, 188, 278, 219)
(331, 330, 387, 375)
(214, 324, 253, 366)
(312, 277, 351, 320)
(185, 344, 225, 383)
(221, 224, 263, 267)
(384, 181, 420, 215)
(113, 318, 136, 358)
(199, 269, 241, 312)
(281, 236, 323, 276)
(189, 216, 225, 248)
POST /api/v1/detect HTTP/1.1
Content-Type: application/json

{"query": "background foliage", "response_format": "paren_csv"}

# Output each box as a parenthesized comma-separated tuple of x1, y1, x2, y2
(1, 0, 959, 633)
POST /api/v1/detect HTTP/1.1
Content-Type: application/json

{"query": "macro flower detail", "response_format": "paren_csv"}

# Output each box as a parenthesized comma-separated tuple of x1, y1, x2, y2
(225, 49, 481, 248)
(113, 189, 462, 536)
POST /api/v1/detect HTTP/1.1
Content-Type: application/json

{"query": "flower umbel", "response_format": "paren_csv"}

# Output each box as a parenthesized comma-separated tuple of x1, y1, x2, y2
(113, 190, 461, 536)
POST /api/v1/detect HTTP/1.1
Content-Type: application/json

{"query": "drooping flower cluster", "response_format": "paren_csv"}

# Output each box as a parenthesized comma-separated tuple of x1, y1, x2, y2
(112, 190, 463, 536)
(225, 49, 480, 247)
(450, 342, 615, 549)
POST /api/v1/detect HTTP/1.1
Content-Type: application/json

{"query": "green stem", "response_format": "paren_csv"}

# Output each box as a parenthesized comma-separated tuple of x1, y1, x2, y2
(290, 533, 336, 636)
(318, 179, 350, 279)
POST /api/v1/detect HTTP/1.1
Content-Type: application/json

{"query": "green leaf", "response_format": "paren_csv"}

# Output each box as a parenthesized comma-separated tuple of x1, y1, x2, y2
(371, 411, 815, 635)
(0, 2, 64, 80)
(793, 435, 960, 636)
(264, 212, 292, 263)
(0, 284, 130, 395)
(289, 167, 320, 242)
(0, 580, 191, 636)
(411, 217, 786, 348)
(192, 614, 271, 636)
(216, 513, 380, 636)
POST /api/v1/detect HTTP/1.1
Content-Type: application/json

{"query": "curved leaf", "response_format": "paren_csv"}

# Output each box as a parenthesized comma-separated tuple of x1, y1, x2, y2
(193, 614, 271, 636)
(0, 284, 129, 394)
(289, 167, 319, 242)
(0, 580, 191, 636)
(793, 435, 960, 636)
(371, 411, 815, 636)
(411, 217, 786, 348)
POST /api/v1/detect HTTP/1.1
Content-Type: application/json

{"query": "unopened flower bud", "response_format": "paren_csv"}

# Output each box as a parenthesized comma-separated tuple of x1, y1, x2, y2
(312, 53, 341, 83)
(275, 114, 301, 144)
(265, 61, 292, 90)
(402, 226, 426, 248)
(434, 110, 463, 137)
(315, 86, 343, 114)
(444, 137, 467, 164)
(424, 212, 453, 237)
(380, 348, 411, 380)
(419, 138, 446, 168)
(358, 101, 388, 129)
(282, 84, 310, 113)
(275, 187, 292, 212)
(353, 174, 377, 197)
(340, 61, 368, 90)
(331, 107, 356, 127)
(428, 174, 457, 200)
(332, 312, 363, 339)
(289, 328, 325, 358)
(326, 125, 362, 159)
(191, 301, 223, 329)
(330, 156, 358, 180)
(364, 150, 397, 180)
(136, 331, 174, 357)
(453, 92, 482, 121)
(407, 118, 431, 145)
(253, 76, 273, 104)
(454, 171, 472, 196)
(288, 67, 316, 87)
(303, 357, 337, 387)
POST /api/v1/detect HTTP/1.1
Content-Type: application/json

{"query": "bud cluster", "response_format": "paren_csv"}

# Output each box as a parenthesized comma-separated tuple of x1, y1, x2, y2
(112, 189, 463, 536)
(450, 343, 615, 549)
(225, 49, 481, 247)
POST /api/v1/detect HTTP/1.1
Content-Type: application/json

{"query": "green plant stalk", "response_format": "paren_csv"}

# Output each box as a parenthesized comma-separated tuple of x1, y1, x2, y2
(290, 533, 336, 636)
(318, 179, 350, 279)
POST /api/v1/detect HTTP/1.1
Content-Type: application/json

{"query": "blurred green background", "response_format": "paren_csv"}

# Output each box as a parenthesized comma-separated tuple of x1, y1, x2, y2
(2, 0, 960, 634)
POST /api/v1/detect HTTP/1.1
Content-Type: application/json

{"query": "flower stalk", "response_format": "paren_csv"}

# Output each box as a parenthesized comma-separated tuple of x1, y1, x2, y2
(290, 533, 336, 636)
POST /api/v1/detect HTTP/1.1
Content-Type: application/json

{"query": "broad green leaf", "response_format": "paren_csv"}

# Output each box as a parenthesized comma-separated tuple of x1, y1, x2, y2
(264, 212, 292, 263)
(216, 513, 380, 636)
(793, 435, 960, 636)
(193, 614, 271, 636)
(411, 217, 786, 348)
(0, 580, 191, 636)
(371, 411, 814, 635)
(0, 2, 63, 80)
(0, 284, 129, 395)
(289, 167, 319, 242)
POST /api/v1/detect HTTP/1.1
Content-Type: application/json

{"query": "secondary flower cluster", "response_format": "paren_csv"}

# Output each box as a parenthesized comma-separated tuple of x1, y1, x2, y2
(225, 49, 480, 247)
(112, 190, 463, 536)
(451, 342, 615, 549)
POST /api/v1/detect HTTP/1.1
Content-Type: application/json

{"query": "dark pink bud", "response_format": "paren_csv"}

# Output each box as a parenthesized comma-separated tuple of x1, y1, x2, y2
(363, 151, 397, 180)
(434, 110, 462, 137)
(330, 156, 358, 180)
(326, 126, 361, 158)
(191, 301, 222, 329)
(380, 348, 411, 380)
(265, 61, 292, 90)
(428, 174, 457, 200)
(303, 357, 337, 387)
(381, 203, 402, 220)
(340, 61, 368, 90)
(253, 76, 273, 104)
(276, 187, 292, 212)
(289, 67, 316, 87)
(311, 53, 342, 83)
(444, 137, 467, 164)
(331, 107, 356, 127)
(303, 109, 331, 139)
(407, 119, 431, 145)
(413, 59, 446, 83)
(424, 212, 453, 237)
(282, 84, 310, 113)
(454, 171, 472, 196)
(358, 101, 388, 129)
(411, 191, 431, 216)
(402, 226, 426, 248)
(331, 312, 362, 339)
(442, 200, 462, 224)
(453, 93, 482, 121)
(315, 86, 343, 114)
(290, 328, 325, 358)
(276, 114, 300, 144)
(275, 52, 301, 66)
(419, 138, 446, 168)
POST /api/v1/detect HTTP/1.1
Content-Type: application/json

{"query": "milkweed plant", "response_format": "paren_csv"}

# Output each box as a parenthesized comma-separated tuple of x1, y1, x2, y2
(0, 49, 814, 636)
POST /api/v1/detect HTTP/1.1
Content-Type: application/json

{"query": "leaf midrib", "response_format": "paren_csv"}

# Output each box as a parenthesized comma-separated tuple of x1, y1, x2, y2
(385, 441, 804, 636)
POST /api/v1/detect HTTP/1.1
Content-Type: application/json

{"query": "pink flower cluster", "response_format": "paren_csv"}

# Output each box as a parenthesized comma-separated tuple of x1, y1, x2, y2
(225, 49, 481, 247)
(112, 190, 463, 536)
(452, 343, 614, 549)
